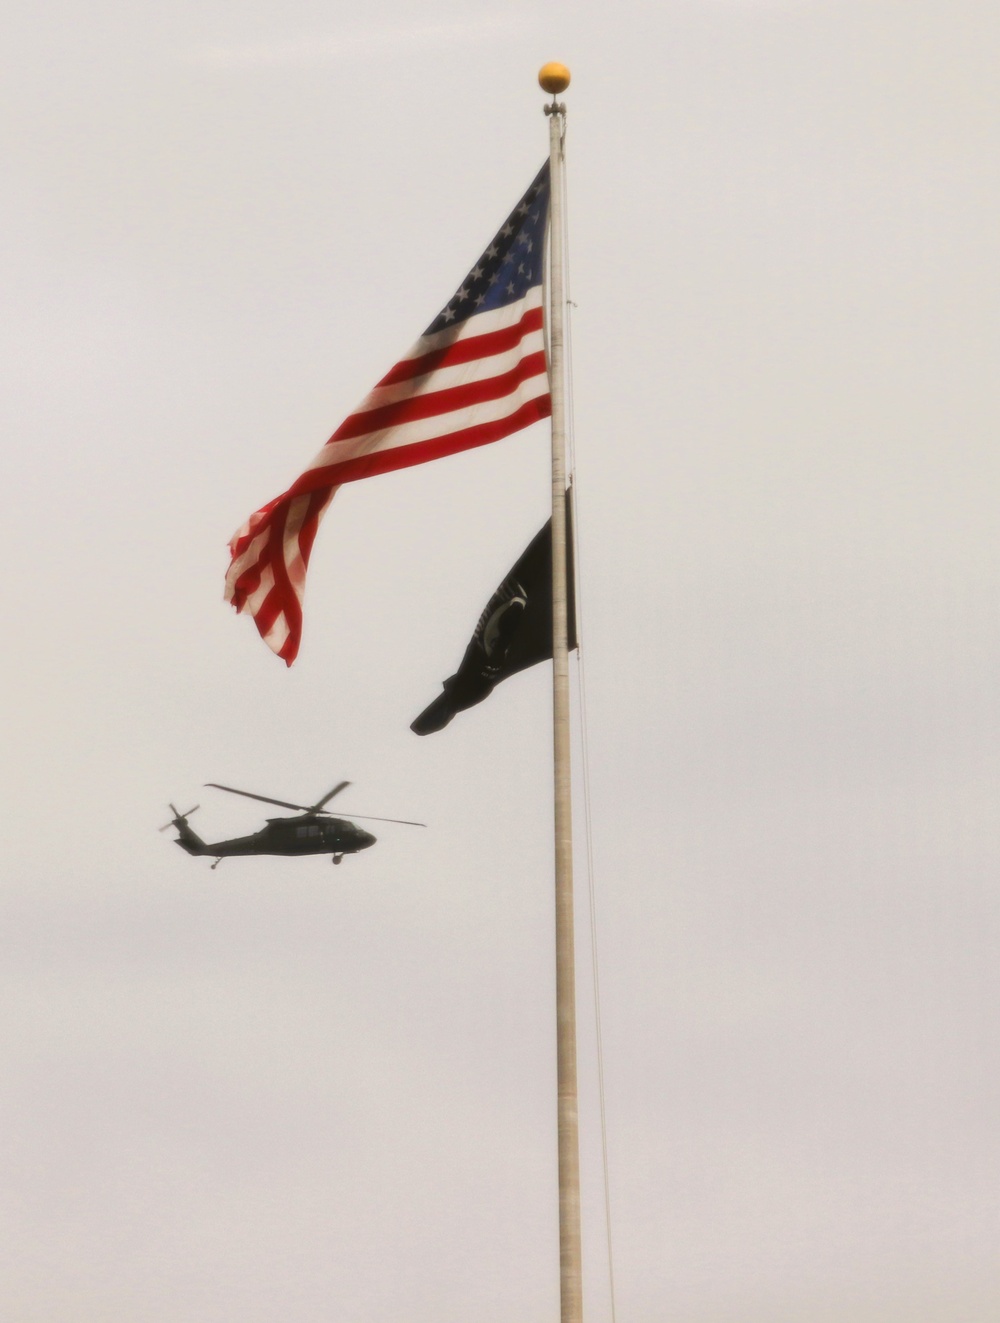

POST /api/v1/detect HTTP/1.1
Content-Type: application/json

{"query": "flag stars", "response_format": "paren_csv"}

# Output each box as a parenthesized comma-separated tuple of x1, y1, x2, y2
(424, 169, 548, 332)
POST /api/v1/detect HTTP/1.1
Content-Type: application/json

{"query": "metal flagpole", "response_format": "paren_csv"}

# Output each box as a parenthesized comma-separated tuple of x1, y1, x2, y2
(540, 62, 582, 1323)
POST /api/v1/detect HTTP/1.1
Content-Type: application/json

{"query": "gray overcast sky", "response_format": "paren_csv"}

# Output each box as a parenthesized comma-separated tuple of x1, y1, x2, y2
(2, 2, 999, 1320)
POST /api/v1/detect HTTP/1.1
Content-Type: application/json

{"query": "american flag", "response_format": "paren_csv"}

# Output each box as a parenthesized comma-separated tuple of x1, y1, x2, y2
(225, 162, 552, 664)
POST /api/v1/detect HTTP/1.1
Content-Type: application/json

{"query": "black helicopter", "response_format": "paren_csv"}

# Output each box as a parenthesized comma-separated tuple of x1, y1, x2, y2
(161, 781, 424, 868)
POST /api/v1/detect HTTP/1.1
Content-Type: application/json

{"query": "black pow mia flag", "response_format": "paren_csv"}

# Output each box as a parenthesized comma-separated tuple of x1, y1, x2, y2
(411, 498, 577, 735)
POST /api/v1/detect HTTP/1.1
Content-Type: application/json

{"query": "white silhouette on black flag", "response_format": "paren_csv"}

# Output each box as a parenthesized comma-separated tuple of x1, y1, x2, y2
(411, 494, 577, 735)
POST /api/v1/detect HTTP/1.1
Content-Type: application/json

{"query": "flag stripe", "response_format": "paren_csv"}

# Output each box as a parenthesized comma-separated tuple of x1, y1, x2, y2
(359, 325, 545, 412)
(376, 303, 545, 388)
(326, 348, 547, 443)
(292, 371, 550, 488)
(296, 395, 552, 490)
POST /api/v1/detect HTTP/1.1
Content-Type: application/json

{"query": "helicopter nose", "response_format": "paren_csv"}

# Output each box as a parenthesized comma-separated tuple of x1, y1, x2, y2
(357, 829, 376, 849)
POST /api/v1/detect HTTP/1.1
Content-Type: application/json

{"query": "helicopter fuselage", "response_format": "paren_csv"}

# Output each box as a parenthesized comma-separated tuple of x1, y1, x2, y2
(176, 813, 376, 860)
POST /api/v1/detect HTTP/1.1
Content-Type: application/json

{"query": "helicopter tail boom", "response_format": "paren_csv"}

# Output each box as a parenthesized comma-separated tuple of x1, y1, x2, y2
(174, 828, 206, 856)
(162, 805, 206, 855)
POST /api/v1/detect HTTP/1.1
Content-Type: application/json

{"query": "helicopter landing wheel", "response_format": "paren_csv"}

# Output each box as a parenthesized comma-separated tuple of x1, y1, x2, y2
(332, 854, 343, 866)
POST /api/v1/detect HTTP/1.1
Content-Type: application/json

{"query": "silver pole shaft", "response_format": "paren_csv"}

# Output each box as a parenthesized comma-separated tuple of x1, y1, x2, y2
(546, 98, 582, 1323)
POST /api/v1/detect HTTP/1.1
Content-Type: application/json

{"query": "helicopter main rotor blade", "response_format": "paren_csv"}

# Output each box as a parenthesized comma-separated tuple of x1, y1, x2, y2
(337, 812, 427, 828)
(310, 781, 351, 812)
(205, 784, 314, 813)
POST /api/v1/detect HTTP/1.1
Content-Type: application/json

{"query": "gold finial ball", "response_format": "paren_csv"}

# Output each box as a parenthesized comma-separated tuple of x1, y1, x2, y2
(538, 62, 571, 95)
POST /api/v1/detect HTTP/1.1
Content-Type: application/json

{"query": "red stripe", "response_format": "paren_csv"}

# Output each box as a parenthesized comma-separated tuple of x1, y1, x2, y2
(230, 538, 272, 601)
(231, 565, 261, 604)
(286, 395, 551, 492)
(328, 350, 547, 443)
(296, 488, 333, 571)
(251, 586, 283, 638)
(238, 487, 334, 665)
(258, 505, 293, 629)
(374, 305, 544, 389)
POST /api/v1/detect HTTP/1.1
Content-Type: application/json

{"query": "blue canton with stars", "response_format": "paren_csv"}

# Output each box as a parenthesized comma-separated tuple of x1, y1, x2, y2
(424, 162, 550, 337)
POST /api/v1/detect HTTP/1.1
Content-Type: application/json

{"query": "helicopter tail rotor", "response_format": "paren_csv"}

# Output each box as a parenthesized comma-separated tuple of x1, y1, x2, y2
(159, 804, 199, 831)
(160, 804, 207, 856)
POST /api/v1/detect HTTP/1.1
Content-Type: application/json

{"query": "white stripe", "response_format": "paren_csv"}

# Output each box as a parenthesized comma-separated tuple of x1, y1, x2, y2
(307, 369, 549, 471)
(262, 614, 290, 654)
(243, 562, 276, 617)
(397, 285, 543, 363)
(353, 326, 545, 412)
(282, 493, 312, 591)
(225, 525, 272, 597)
